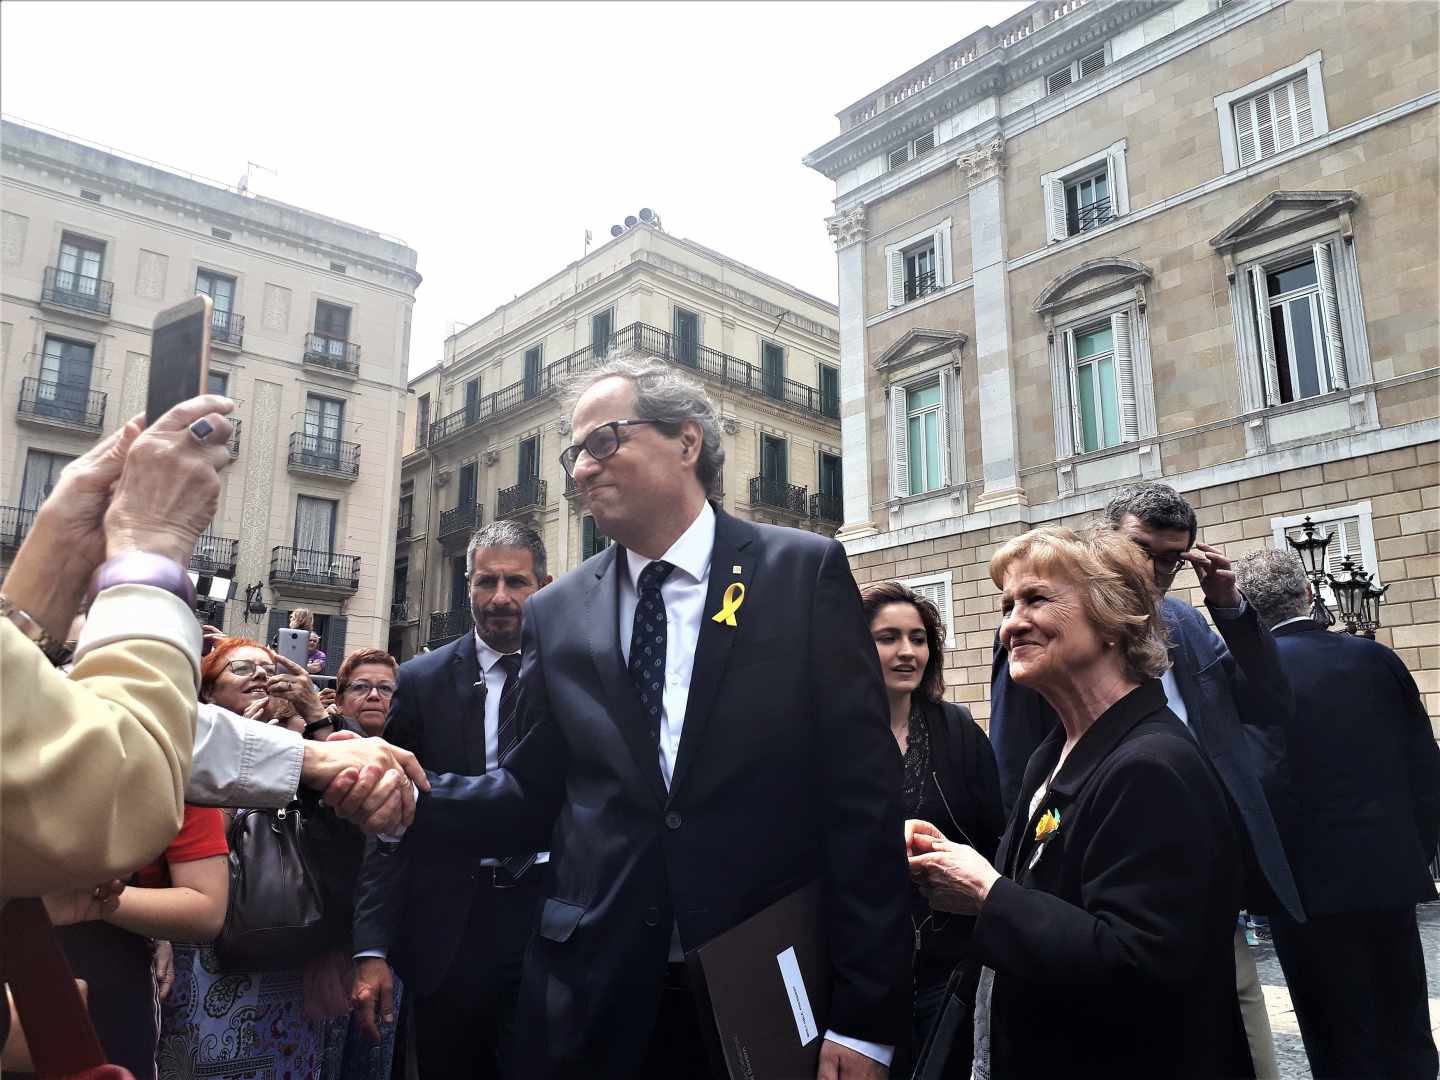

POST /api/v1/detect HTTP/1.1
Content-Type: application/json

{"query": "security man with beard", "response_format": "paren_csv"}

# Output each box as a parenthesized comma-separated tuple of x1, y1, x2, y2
(351, 520, 552, 1077)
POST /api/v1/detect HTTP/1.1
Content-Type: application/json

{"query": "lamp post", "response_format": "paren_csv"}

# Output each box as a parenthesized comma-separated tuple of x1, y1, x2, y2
(1357, 578, 1389, 639)
(1286, 516, 1335, 627)
(1328, 555, 1370, 636)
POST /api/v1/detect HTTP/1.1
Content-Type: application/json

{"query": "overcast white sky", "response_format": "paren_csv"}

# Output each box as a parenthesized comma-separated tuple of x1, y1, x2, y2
(1, 1, 1026, 377)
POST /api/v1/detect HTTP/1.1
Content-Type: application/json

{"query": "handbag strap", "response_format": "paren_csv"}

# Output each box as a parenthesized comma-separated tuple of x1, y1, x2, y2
(0, 898, 109, 1075)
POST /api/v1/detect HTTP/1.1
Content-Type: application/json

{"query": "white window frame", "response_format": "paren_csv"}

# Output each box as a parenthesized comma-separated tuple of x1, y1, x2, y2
(1040, 141, 1129, 244)
(899, 570, 955, 644)
(1045, 45, 1107, 95)
(1047, 296, 1155, 463)
(888, 365, 956, 500)
(887, 129, 938, 171)
(883, 219, 953, 309)
(1215, 52, 1329, 173)
(1270, 502, 1379, 607)
(1232, 233, 1364, 413)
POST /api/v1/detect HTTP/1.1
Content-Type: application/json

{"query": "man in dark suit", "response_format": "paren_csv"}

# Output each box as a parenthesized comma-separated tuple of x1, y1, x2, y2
(988, 482, 1303, 1074)
(1235, 549, 1440, 1080)
(340, 355, 911, 1080)
(350, 521, 552, 1078)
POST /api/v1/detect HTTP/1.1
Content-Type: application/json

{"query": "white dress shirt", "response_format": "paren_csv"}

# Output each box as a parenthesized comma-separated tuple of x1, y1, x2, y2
(618, 500, 890, 1067)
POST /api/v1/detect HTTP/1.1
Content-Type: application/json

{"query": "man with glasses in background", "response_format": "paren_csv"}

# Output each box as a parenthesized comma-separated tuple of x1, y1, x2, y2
(989, 481, 1302, 1078)
(351, 521, 552, 1078)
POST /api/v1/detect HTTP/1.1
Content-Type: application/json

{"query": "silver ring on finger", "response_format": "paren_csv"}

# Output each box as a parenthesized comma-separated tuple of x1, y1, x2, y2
(189, 418, 215, 444)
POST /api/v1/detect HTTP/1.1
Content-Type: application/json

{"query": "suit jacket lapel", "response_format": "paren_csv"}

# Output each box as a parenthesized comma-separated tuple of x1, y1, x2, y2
(1162, 600, 1207, 727)
(586, 545, 668, 805)
(448, 633, 487, 774)
(667, 510, 757, 803)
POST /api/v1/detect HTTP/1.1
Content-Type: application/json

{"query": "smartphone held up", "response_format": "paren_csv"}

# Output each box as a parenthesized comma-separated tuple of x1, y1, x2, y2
(148, 294, 213, 425)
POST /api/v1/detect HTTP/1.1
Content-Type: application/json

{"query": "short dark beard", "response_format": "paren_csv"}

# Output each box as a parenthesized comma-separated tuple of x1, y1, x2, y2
(474, 605, 521, 653)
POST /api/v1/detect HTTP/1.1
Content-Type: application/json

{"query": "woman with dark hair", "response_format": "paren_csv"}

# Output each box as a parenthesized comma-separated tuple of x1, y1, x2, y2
(861, 581, 1004, 1077)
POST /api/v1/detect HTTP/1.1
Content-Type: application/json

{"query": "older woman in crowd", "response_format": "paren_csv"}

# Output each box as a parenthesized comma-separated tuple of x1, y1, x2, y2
(320, 648, 405, 1080)
(158, 637, 357, 1080)
(908, 526, 1245, 1078)
(861, 582, 1003, 1075)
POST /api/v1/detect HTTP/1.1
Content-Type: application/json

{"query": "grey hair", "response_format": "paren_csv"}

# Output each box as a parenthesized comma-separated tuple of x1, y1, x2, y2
(1233, 549, 1311, 629)
(563, 351, 725, 499)
(466, 519, 548, 582)
(1104, 482, 1198, 546)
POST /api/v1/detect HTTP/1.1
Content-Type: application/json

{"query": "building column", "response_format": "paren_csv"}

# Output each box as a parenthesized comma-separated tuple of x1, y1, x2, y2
(962, 138, 1027, 511)
(825, 207, 878, 540)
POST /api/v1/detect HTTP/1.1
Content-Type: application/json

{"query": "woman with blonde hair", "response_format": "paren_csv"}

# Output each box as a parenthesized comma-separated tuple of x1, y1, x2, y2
(907, 526, 1247, 1078)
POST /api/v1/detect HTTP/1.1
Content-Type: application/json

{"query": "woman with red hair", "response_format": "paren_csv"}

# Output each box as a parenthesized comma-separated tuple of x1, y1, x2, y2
(158, 637, 358, 1080)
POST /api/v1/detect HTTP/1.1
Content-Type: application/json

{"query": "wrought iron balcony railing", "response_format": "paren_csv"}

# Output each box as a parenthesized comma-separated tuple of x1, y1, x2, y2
(303, 333, 361, 376)
(42, 266, 113, 317)
(190, 535, 239, 577)
(427, 322, 839, 447)
(211, 309, 245, 350)
(396, 507, 413, 539)
(269, 546, 360, 592)
(438, 501, 482, 542)
(904, 270, 938, 303)
(497, 477, 546, 520)
(390, 599, 412, 624)
(1067, 197, 1112, 235)
(810, 492, 843, 524)
(288, 431, 360, 478)
(427, 607, 473, 648)
(17, 376, 106, 432)
(0, 506, 35, 551)
(749, 476, 808, 516)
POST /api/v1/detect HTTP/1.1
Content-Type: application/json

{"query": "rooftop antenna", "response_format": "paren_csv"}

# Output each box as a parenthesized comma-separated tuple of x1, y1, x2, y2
(237, 160, 277, 196)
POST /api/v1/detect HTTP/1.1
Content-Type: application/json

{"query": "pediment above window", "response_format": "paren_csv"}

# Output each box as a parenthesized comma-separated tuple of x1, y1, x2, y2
(1209, 190, 1359, 254)
(873, 327, 966, 372)
(1032, 257, 1151, 318)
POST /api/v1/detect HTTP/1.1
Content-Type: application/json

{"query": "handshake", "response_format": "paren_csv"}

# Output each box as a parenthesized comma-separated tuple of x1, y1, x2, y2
(304, 731, 429, 836)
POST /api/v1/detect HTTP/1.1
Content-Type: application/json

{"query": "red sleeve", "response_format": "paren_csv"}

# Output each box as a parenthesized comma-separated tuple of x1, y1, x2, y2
(135, 806, 229, 888)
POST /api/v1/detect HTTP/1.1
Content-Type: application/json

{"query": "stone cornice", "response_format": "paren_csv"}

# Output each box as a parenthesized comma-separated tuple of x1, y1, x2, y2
(804, 1, 1168, 179)
(873, 327, 968, 372)
(1033, 257, 1152, 315)
(1209, 190, 1360, 253)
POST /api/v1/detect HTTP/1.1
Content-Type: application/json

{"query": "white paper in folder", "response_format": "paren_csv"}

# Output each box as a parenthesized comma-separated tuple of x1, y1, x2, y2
(775, 946, 820, 1047)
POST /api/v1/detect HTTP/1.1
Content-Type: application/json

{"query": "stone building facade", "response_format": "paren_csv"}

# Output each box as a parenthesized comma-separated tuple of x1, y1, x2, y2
(805, 0, 1439, 729)
(391, 222, 842, 659)
(0, 119, 421, 669)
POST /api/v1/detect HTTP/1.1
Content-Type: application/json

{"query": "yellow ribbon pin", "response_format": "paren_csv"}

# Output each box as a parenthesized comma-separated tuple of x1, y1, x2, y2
(710, 582, 746, 627)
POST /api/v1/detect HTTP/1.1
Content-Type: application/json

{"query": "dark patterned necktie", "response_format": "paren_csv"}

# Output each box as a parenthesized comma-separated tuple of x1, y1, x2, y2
(493, 652, 535, 881)
(628, 560, 675, 746)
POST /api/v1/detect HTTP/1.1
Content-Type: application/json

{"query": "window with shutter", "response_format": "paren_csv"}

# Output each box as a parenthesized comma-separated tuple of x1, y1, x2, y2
(1112, 311, 1138, 441)
(314, 301, 351, 341)
(1046, 67, 1073, 94)
(912, 132, 935, 159)
(1078, 49, 1106, 78)
(899, 572, 955, 640)
(890, 385, 909, 497)
(1232, 74, 1314, 167)
(1254, 254, 1340, 405)
(887, 249, 906, 308)
(888, 146, 911, 170)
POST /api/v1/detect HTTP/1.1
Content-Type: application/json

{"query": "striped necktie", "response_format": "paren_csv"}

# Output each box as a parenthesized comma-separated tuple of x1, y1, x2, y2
(493, 653, 535, 881)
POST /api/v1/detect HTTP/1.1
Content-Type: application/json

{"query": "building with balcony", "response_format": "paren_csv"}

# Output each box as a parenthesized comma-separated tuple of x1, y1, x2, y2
(805, 0, 1439, 730)
(393, 222, 844, 657)
(0, 118, 421, 671)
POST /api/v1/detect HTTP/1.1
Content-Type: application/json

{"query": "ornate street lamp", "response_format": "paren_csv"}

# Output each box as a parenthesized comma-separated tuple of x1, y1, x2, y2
(1328, 555, 1370, 636)
(1357, 579, 1389, 639)
(1286, 516, 1335, 627)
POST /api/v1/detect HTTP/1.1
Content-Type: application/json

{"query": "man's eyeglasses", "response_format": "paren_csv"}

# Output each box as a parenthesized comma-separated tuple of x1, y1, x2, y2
(344, 681, 396, 698)
(1136, 546, 1189, 577)
(558, 419, 659, 478)
(225, 659, 276, 679)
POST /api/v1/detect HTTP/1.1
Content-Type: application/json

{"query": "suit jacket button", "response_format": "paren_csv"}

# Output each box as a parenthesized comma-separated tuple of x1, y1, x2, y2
(665, 811, 682, 830)
(643, 906, 660, 927)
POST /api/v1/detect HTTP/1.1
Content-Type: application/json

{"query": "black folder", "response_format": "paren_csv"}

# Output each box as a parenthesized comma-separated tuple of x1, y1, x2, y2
(685, 880, 830, 1080)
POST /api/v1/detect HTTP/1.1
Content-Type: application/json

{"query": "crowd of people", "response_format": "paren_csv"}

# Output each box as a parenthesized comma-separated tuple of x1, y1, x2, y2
(1, 363, 1435, 1080)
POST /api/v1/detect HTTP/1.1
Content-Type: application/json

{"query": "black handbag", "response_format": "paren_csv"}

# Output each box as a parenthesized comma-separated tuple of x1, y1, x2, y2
(214, 796, 339, 971)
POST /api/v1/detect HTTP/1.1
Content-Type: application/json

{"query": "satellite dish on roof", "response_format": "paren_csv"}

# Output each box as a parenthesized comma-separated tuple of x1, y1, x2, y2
(610, 224, 624, 238)
(638, 208, 655, 223)
(624, 215, 638, 228)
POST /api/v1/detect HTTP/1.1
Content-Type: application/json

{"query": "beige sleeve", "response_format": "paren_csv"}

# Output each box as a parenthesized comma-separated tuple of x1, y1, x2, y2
(1, 616, 195, 895)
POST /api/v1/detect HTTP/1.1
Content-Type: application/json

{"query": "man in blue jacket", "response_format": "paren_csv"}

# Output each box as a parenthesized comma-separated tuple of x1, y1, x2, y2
(1235, 549, 1439, 1080)
(989, 482, 1302, 1075)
